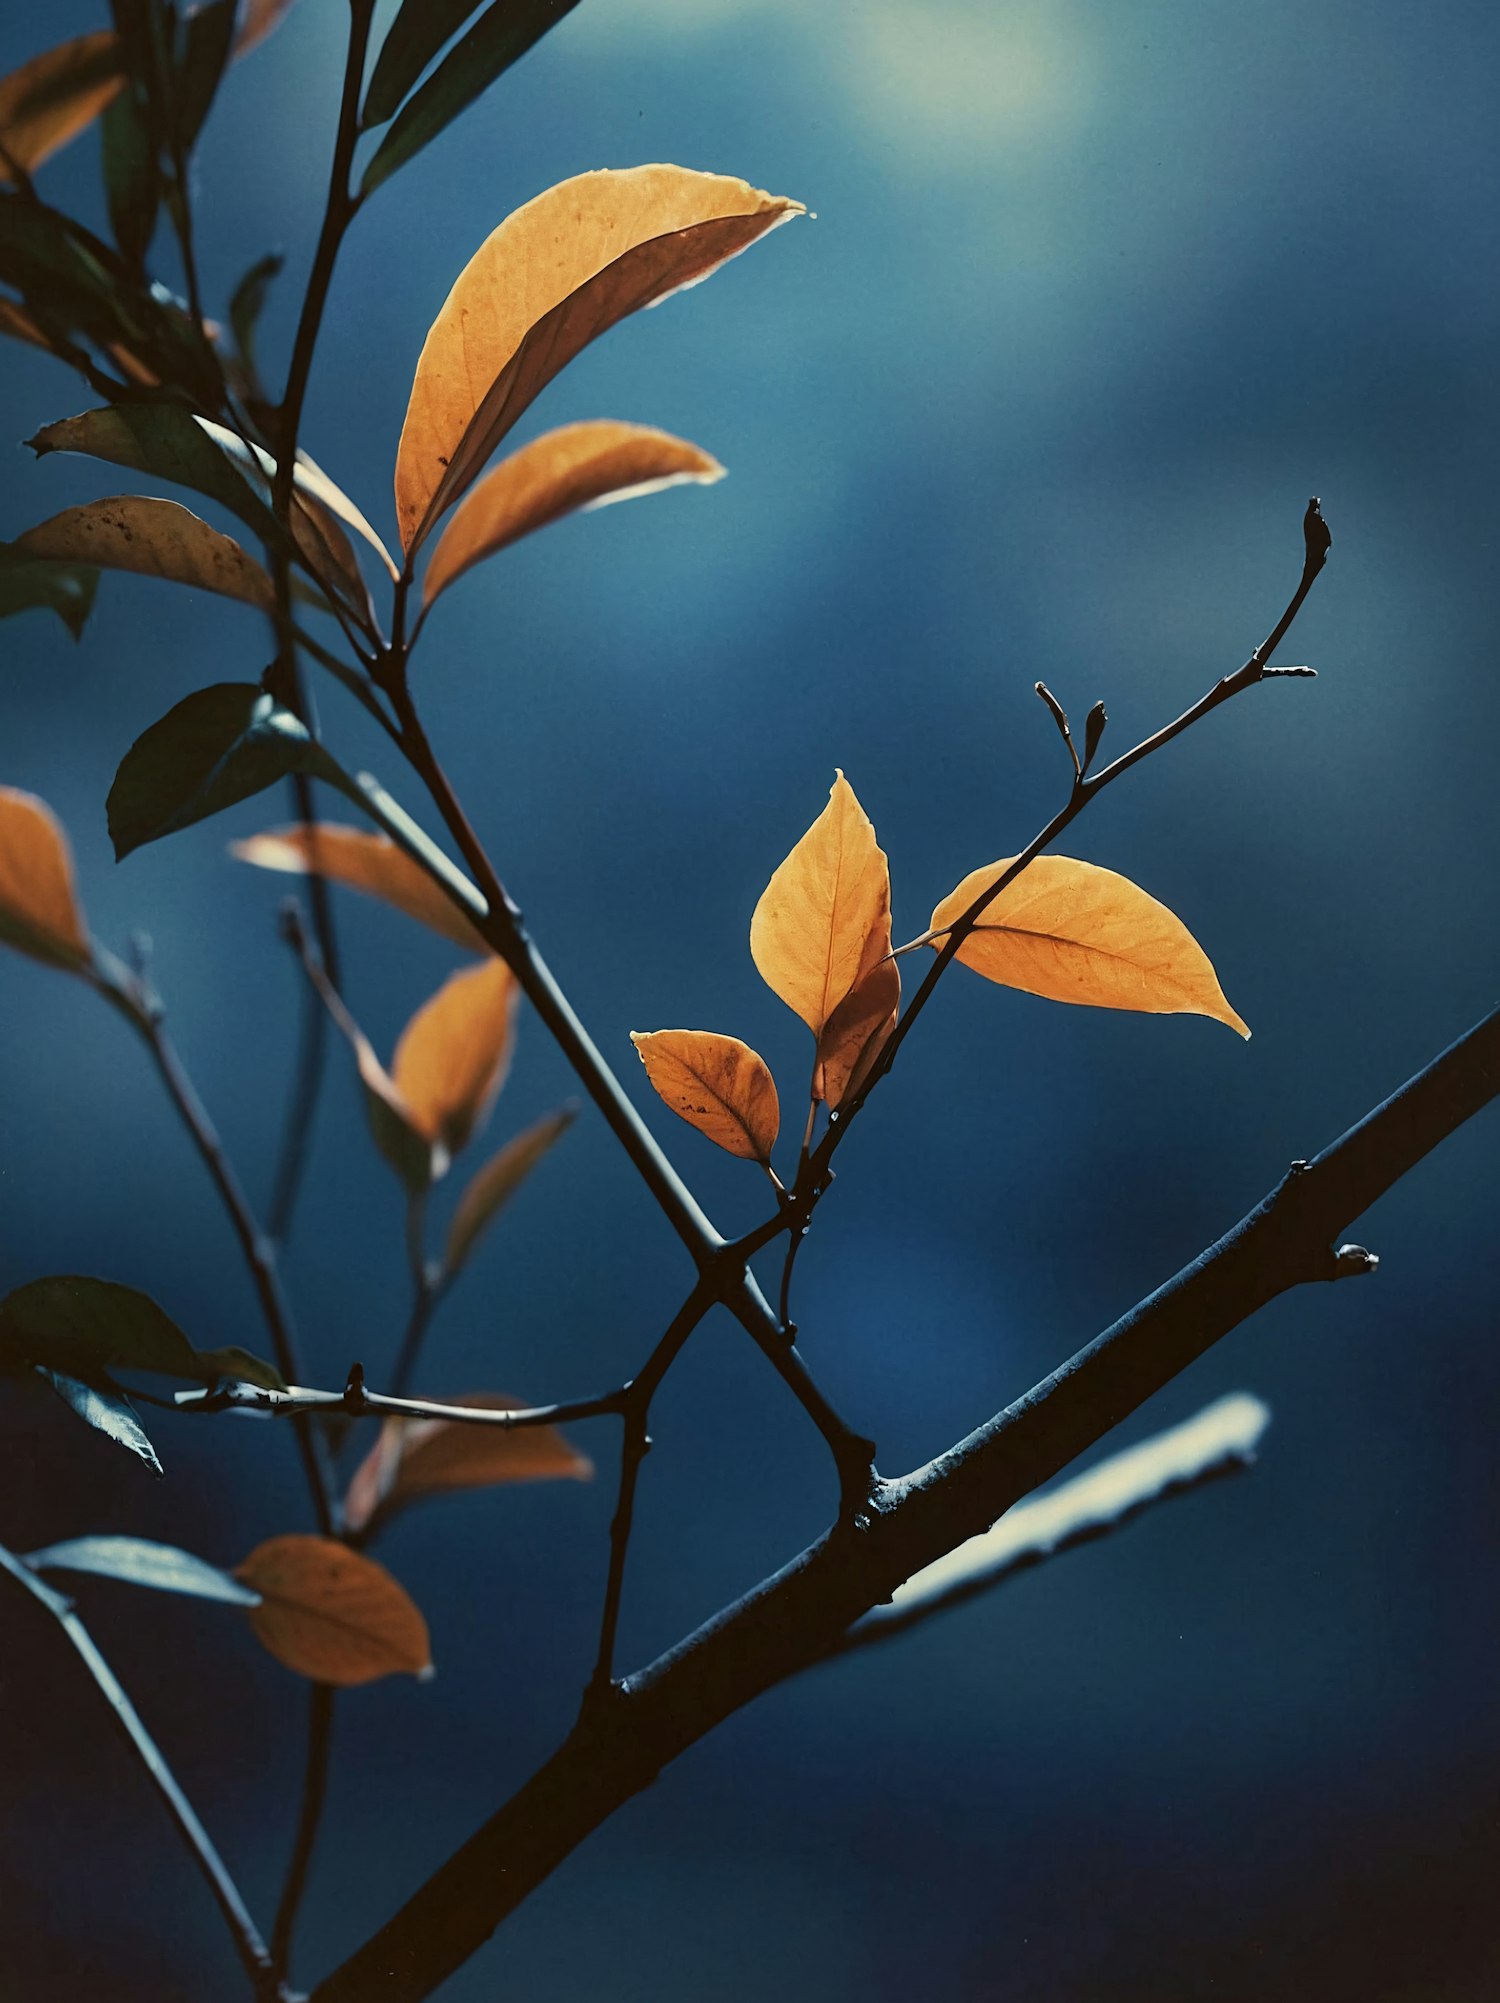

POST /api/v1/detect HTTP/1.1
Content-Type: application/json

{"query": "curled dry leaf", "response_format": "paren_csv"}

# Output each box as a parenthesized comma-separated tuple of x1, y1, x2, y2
(231, 822, 489, 953)
(631, 1029, 779, 1164)
(235, 1534, 432, 1686)
(392, 957, 519, 1157)
(344, 1394, 593, 1537)
(0, 33, 124, 183)
(395, 165, 803, 553)
(0, 786, 90, 973)
(422, 420, 724, 607)
(17, 496, 274, 612)
(928, 854, 1250, 1037)
(445, 1105, 576, 1277)
(751, 771, 891, 1039)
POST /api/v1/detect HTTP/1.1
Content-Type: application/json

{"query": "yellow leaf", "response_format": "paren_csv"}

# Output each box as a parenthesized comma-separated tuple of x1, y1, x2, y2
(395, 165, 803, 554)
(751, 771, 891, 1037)
(0, 33, 123, 183)
(235, 1534, 431, 1685)
(631, 1029, 779, 1163)
(445, 1106, 576, 1276)
(392, 957, 519, 1156)
(0, 787, 91, 974)
(814, 913, 900, 1110)
(231, 823, 489, 954)
(928, 854, 1250, 1037)
(422, 421, 724, 608)
(17, 497, 274, 612)
(343, 1393, 592, 1536)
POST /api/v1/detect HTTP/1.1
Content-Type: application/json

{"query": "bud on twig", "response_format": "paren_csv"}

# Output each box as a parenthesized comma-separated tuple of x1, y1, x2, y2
(1082, 701, 1108, 771)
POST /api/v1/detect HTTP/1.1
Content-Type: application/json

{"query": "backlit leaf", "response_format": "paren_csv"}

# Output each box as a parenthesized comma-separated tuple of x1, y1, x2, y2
(37, 1368, 162, 1475)
(422, 420, 723, 608)
(298, 951, 436, 1193)
(815, 922, 899, 1110)
(392, 956, 519, 1156)
(231, 822, 489, 953)
(107, 683, 348, 861)
(394, 165, 803, 553)
(236, 1534, 432, 1685)
(751, 771, 890, 1037)
(0, 33, 124, 183)
(631, 1029, 779, 1164)
(344, 1393, 592, 1536)
(0, 786, 91, 972)
(445, 1105, 576, 1277)
(0, 540, 98, 638)
(928, 854, 1251, 1037)
(26, 1535, 259, 1604)
(17, 495, 274, 612)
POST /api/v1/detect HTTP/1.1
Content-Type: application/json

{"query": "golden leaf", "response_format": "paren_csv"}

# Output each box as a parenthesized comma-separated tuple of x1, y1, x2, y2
(231, 823, 489, 953)
(395, 165, 803, 554)
(0, 33, 123, 183)
(0, 786, 91, 974)
(631, 1029, 780, 1163)
(422, 420, 723, 607)
(343, 1393, 592, 1536)
(235, 1534, 431, 1685)
(928, 854, 1250, 1037)
(445, 1106, 576, 1277)
(298, 951, 436, 1191)
(751, 771, 891, 1037)
(392, 957, 519, 1156)
(814, 912, 900, 1110)
(17, 497, 274, 612)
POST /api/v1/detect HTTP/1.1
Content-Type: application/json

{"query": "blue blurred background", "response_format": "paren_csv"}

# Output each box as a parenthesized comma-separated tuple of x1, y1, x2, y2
(3, 1, 1499, 1996)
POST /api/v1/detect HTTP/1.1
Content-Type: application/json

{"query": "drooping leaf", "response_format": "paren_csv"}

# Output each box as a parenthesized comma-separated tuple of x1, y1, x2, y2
(422, 420, 723, 608)
(927, 854, 1251, 1037)
(230, 822, 488, 953)
(292, 448, 399, 580)
(299, 952, 437, 1193)
(362, 0, 485, 127)
(226, 249, 281, 386)
(751, 771, 891, 1038)
(26, 1534, 260, 1604)
(631, 1029, 779, 1164)
(0, 1276, 200, 1382)
(0, 540, 98, 638)
(344, 1393, 592, 1536)
(361, 0, 582, 196)
(235, 1533, 432, 1685)
(17, 495, 274, 612)
(0, 33, 125, 183)
(107, 683, 348, 861)
(394, 165, 803, 553)
(0, 786, 91, 973)
(28, 406, 279, 544)
(391, 956, 519, 1157)
(37, 1368, 162, 1475)
(445, 1104, 575, 1277)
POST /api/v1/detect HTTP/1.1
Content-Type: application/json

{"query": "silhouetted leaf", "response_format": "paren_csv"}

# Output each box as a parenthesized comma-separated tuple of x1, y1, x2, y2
(1, 1276, 200, 1381)
(26, 1535, 259, 1604)
(631, 1030, 779, 1164)
(395, 165, 803, 552)
(361, 0, 581, 195)
(100, 84, 159, 268)
(344, 1393, 592, 1536)
(362, 0, 484, 127)
(227, 249, 281, 386)
(107, 683, 348, 861)
(752, 772, 890, 1037)
(37, 1369, 162, 1475)
(0, 33, 124, 183)
(0, 541, 98, 639)
(445, 1105, 575, 1276)
(391, 957, 519, 1158)
(927, 854, 1251, 1036)
(422, 420, 723, 608)
(28, 406, 277, 541)
(236, 1534, 432, 1684)
(0, 786, 91, 972)
(232, 822, 489, 952)
(173, 0, 237, 148)
(17, 495, 273, 611)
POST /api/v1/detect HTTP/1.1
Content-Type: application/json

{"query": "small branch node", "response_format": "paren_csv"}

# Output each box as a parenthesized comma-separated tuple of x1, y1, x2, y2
(342, 1362, 368, 1411)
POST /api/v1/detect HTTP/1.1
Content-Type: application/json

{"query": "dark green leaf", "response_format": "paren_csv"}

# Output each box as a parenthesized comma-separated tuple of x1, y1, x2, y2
(361, 0, 581, 196)
(26, 1534, 260, 1604)
(107, 682, 349, 860)
(194, 1344, 287, 1391)
(2, 1276, 201, 1381)
(173, 0, 238, 148)
(362, 0, 484, 127)
(27, 405, 280, 543)
(0, 541, 98, 638)
(100, 84, 159, 269)
(227, 248, 281, 386)
(37, 1368, 163, 1475)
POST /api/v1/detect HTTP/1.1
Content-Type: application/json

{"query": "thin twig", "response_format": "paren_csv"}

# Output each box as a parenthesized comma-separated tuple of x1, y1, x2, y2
(271, 1682, 335, 1984)
(176, 1378, 628, 1431)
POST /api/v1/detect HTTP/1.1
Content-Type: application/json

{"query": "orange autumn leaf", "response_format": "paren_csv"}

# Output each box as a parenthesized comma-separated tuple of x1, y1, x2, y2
(631, 1029, 779, 1163)
(0, 787, 91, 974)
(395, 165, 803, 554)
(17, 497, 274, 612)
(344, 1394, 593, 1536)
(445, 1106, 576, 1277)
(928, 854, 1250, 1037)
(0, 33, 123, 184)
(751, 771, 891, 1038)
(392, 956, 519, 1157)
(235, 1534, 431, 1686)
(231, 823, 489, 953)
(422, 420, 724, 608)
(814, 913, 900, 1110)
